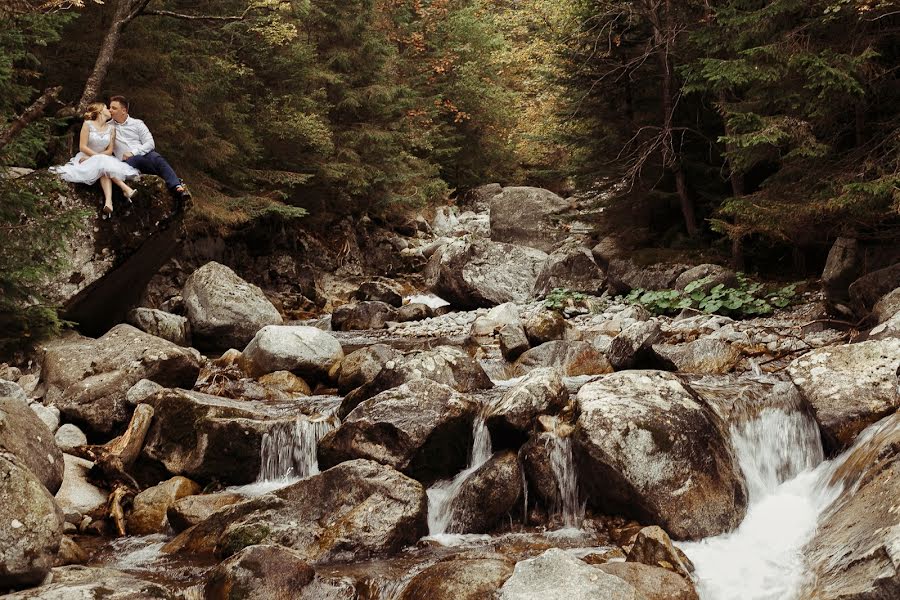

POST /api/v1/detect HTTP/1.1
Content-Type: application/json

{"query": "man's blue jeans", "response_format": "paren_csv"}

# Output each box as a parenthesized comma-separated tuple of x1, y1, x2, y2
(125, 151, 180, 190)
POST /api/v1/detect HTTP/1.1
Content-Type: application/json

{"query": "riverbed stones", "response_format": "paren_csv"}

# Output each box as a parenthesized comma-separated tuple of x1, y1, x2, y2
(30, 403, 60, 433)
(41, 324, 202, 437)
(489, 187, 570, 253)
(0, 452, 64, 589)
(0, 565, 177, 599)
(803, 411, 900, 600)
(607, 260, 690, 295)
(0, 379, 28, 403)
(597, 563, 699, 600)
(204, 544, 316, 600)
(126, 476, 201, 535)
(532, 243, 606, 298)
(258, 370, 311, 396)
(1, 395, 64, 493)
(445, 450, 523, 534)
(397, 302, 432, 323)
(337, 344, 399, 393)
(54, 454, 107, 523)
(486, 368, 569, 436)
(626, 525, 695, 580)
(353, 280, 403, 307)
(182, 261, 283, 350)
(574, 371, 747, 539)
(331, 301, 398, 331)
(499, 323, 531, 361)
(126, 307, 190, 346)
(165, 459, 427, 563)
(523, 310, 579, 345)
(497, 548, 644, 600)
(140, 388, 295, 484)
(651, 339, 741, 374)
(848, 262, 900, 317)
(54, 424, 87, 452)
(787, 338, 900, 451)
(167, 492, 247, 533)
(513, 340, 613, 377)
(426, 237, 548, 309)
(674, 264, 737, 293)
(319, 380, 478, 483)
(239, 325, 344, 380)
(872, 287, 900, 324)
(398, 557, 515, 600)
(607, 320, 662, 370)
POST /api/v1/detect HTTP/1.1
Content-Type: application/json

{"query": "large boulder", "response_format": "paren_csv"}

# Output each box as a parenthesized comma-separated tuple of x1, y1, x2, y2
(319, 380, 478, 484)
(165, 459, 427, 563)
(1, 565, 177, 599)
(626, 525, 695, 580)
(821, 236, 861, 314)
(398, 557, 515, 600)
(339, 346, 492, 418)
(486, 368, 569, 437)
(607, 320, 662, 370)
(238, 325, 344, 379)
(140, 388, 301, 485)
(126, 476, 201, 535)
(443, 450, 523, 534)
(489, 187, 570, 252)
(1, 395, 64, 493)
(0, 452, 64, 589)
(787, 338, 900, 452)
(497, 548, 644, 600)
(872, 287, 900, 324)
(523, 310, 580, 345)
(331, 301, 398, 331)
(597, 563, 699, 600)
(674, 264, 737, 292)
(532, 243, 606, 298)
(426, 237, 548, 309)
(651, 339, 741, 375)
(54, 454, 108, 524)
(204, 544, 315, 600)
(182, 261, 283, 350)
(803, 411, 900, 600)
(574, 371, 747, 539)
(848, 262, 900, 318)
(126, 307, 190, 346)
(337, 344, 399, 393)
(352, 280, 403, 307)
(41, 325, 202, 437)
(513, 341, 613, 377)
(167, 492, 246, 533)
(607, 260, 690, 295)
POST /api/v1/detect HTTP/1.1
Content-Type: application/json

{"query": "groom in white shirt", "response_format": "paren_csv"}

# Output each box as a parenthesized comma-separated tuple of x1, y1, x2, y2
(109, 95, 190, 203)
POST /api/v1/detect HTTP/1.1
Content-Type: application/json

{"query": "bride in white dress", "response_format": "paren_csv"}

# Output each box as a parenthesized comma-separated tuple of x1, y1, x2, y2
(51, 102, 140, 218)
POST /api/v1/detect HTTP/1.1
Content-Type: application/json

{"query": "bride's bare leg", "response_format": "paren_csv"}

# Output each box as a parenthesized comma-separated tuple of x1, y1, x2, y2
(100, 176, 113, 214)
(112, 177, 135, 198)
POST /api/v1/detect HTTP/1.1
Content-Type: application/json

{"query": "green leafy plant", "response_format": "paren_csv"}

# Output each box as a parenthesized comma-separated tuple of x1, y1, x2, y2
(623, 275, 797, 318)
(544, 288, 600, 313)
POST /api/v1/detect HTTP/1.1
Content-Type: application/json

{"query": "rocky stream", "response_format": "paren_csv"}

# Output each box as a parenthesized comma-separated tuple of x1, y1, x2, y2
(1, 181, 898, 599)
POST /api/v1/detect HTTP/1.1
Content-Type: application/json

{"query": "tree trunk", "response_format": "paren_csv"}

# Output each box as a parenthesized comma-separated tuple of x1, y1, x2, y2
(0, 86, 61, 154)
(76, 0, 151, 113)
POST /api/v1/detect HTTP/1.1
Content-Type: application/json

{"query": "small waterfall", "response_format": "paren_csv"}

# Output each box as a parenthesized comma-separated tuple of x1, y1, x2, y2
(545, 429, 585, 530)
(427, 416, 492, 536)
(258, 414, 339, 481)
(679, 395, 897, 600)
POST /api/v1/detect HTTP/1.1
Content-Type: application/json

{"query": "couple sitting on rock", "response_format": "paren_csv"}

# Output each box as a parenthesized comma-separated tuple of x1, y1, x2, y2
(51, 96, 190, 219)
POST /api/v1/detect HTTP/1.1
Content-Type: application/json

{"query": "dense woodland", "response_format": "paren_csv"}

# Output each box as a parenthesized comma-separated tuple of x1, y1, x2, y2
(1, 0, 898, 345)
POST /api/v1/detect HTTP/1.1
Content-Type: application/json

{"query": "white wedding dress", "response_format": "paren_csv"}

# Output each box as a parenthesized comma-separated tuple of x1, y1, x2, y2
(51, 122, 140, 184)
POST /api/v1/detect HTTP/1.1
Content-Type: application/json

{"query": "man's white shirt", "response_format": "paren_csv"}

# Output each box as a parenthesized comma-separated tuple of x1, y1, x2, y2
(112, 117, 155, 160)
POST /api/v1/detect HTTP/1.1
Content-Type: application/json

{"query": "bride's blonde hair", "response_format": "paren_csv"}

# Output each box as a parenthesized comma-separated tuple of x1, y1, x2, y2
(83, 102, 106, 121)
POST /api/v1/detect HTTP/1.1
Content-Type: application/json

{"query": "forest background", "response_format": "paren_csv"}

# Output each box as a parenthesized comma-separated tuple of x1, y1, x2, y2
(1, 0, 898, 342)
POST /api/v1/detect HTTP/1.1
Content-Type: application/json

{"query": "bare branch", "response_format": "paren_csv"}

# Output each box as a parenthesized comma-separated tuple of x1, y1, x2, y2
(0, 86, 62, 154)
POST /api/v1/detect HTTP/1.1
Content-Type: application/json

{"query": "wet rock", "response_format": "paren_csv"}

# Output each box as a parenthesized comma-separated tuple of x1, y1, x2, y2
(126, 307, 190, 346)
(523, 310, 579, 345)
(332, 301, 398, 331)
(183, 261, 283, 350)
(607, 260, 690, 296)
(519, 435, 561, 511)
(320, 380, 478, 484)
(446, 450, 523, 534)
(574, 371, 747, 539)
(498, 548, 643, 600)
(238, 325, 344, 380)
(352, 280, 403, 307)
(165, 459, 427, 563)
(258, 370, 311, 396)
(598, 562, 699, 600)
(41, 324, 202, 437)
(339, 346, 491, 418)
(126, 476, 201, 535)
(848, 262, 900, 318)
(533, 243, 606, 298)
(397, 302, 432, 322)
(607, 320, 662, 370)
(30, 403, 60, 433)
(787, 338, 900, 451)
(674, 264, 737, 292)
(140, 388, 298, 485)
(489, 187, 570, 253)
(499, 323, 530, 361)
(0, 565, 177, 599)
(803, 411, 900, 600)
(167, 492, 246, 533)
(872, 287, 900, 324)
(204, 544, 315, 600)
(486, 368, 568, 436)
(426, 237, 548, 309)
(54, 535, 89, 567)
(651, 339, 741, 374)
(54, 454, 107, 523)
(337, 344, 399, 394)
(513, 341, 613, 377)
(398, 557, 515, 600)
(54, 423, 87, 452)
(1, 395, 64, 494)
(0, 452, 64, 589)
(626, 525, 695, 580)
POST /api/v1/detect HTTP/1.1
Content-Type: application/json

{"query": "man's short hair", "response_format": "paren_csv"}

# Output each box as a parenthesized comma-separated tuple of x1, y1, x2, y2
(109, 95, 129, 110)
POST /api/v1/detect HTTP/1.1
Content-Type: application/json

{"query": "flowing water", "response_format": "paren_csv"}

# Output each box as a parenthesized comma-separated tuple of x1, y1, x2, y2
(679, 393, 897, 600)
(544, 429, 585, 530)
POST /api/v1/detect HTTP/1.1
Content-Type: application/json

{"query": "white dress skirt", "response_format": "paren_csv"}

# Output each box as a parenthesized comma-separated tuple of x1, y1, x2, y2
(51, 123, 140, 185)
